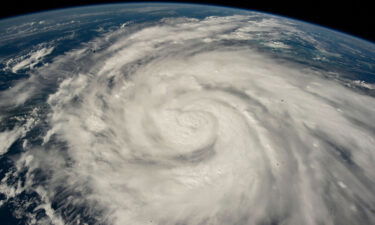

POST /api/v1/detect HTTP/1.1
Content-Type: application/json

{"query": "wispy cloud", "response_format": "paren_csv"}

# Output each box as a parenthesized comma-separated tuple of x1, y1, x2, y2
(4, 46, 54, 73)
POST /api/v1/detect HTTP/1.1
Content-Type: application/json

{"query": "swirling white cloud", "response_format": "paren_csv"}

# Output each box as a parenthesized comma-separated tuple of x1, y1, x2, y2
(1, 14, 375, 225)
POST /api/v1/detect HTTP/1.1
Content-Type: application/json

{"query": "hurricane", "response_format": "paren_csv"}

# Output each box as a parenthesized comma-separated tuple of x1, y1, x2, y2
(0, 4, 375, 225)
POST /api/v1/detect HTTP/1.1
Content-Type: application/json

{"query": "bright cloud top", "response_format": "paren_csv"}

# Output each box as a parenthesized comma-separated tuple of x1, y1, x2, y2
(1, 14, 375, 225)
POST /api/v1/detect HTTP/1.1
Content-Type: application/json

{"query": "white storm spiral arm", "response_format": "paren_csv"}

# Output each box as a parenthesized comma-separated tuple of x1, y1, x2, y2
(6, 15, 374, 225)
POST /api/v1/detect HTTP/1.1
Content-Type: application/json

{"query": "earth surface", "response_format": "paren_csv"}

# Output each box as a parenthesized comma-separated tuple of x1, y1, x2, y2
(0, 3, 374, 225)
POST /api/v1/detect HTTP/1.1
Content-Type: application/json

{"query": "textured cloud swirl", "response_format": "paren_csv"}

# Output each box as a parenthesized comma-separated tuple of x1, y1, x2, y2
(1, 14, 375, 225)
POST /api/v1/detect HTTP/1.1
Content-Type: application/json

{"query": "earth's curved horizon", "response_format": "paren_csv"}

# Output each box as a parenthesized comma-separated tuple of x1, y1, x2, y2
(0, 3, 374, 225)
(4, 2, 374, 45)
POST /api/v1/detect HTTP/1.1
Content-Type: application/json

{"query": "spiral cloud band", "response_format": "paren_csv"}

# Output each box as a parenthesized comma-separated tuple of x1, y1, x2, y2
(1, 12, 375, 225)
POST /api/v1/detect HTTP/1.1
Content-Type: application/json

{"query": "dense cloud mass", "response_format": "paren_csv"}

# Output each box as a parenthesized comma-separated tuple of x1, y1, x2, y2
(0, 12, 375, 225)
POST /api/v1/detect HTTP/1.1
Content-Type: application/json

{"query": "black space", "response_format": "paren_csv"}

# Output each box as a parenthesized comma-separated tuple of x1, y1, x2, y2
(0, 0, 374, 43)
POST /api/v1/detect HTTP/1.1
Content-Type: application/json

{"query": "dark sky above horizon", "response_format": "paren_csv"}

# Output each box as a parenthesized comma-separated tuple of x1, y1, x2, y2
(0, 0, 374, 43)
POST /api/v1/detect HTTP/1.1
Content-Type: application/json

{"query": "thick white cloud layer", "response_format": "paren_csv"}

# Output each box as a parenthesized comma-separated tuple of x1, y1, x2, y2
(1, 14, 375, 225)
